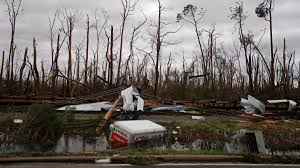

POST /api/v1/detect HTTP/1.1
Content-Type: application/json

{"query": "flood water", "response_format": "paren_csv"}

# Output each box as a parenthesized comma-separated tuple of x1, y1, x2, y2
(1, 134, 300, 156)
(0, 134, 108, 154)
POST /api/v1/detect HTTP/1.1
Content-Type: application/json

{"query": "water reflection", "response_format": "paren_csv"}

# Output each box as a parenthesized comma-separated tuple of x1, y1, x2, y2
(1, 134, 300, 156)
(0, 134, 108, 154)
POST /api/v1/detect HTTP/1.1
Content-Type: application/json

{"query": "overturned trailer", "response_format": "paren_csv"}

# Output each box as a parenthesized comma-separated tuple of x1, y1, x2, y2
(109, 120, 166, 148)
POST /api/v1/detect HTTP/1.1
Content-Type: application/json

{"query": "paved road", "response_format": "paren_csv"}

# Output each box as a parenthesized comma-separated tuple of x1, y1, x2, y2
(1, 163, 300, 168)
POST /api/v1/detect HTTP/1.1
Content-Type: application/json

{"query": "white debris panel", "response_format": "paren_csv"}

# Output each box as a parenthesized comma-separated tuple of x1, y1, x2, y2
(192, 116, 206, 120)
(121, 86, 144, 111)
(56, 101, 112, 111)
(240, 95, 265, 113)
(267, 99, 297, 111)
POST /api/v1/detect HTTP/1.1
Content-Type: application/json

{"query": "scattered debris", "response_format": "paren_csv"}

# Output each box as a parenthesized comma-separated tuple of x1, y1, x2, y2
(121, 86, 144, 111)
(109, 120, 166, 148)
(95, 158, 111, 164)
(191, 116, 205, 120)
(13, 119, 23, 124)
(241, 95, 265, 113)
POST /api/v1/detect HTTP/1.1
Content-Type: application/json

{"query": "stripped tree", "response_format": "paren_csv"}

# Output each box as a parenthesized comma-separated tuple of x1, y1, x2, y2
(4, 0, 22, 94)
(59, 9, 77, 96)
(153, 0, 181, 96)
(94, 9, 108, 85)
(229, 1, 255, 94)
(255, 0, 275, 88)
(177, 4, 207, 86)
(116, 0, 137, 85)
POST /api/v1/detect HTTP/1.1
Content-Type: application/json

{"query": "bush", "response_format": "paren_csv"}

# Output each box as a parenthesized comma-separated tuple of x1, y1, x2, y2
(19, 104, 64, 145)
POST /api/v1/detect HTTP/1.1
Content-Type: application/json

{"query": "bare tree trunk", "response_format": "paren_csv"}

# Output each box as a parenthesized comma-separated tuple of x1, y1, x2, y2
(41, 60, 45, 88)
(6, 52, 10, 87)
(269, 0, 275, 88)
(10, 46, 15, 88)
(24, 71, 31, 94)
(52, 34, 60, 94)
(109, 25, 114, 86)
(67, 29, 72, 96)
(104, 33, 110, 83)
(19, 47, 28, 93)
(154, 0, 162, 96)
(116, 21, 125, 86)
(0, 51, 4, 86)
(282, 38, 287, 96)
(84, 14, 90, 84)
(76, 49, 80, 82)
(32, 38, 40, 94)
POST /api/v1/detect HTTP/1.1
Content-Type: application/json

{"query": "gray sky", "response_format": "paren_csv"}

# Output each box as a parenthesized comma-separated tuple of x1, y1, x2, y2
(0, 0, 299, 73)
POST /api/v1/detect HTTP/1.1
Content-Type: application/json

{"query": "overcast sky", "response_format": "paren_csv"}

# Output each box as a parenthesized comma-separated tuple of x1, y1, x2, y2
(0, 0, 299, 72)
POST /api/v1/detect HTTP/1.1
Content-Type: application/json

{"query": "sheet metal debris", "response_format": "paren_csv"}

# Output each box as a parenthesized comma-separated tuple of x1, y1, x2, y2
(56, 101, 112, 111)
(121, 86, 144, 111)
(241, 95, 265, 113)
